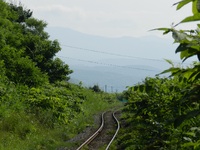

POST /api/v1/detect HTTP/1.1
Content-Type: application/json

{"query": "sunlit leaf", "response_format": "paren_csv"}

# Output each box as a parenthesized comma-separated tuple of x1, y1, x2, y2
(180, 13, 200, 23)
(181, 142, 196, 148)
(183, 137, 192, 142)
(158, 67, 180, 76)
(182, 69, 194, 79)
(185, 132, 196, 137)
(180, 49, 196, 60)
(188, 71, 200, 81)
(150, 28, 172, 35)
(191, 127, 200, 131)
(192, 0, 198, 14)
(173, 0, 193, 10)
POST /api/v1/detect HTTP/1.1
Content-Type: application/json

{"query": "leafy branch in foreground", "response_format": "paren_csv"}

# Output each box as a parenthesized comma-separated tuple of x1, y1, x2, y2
(117, 1, 200, 149)
(154, 0, 200, 82)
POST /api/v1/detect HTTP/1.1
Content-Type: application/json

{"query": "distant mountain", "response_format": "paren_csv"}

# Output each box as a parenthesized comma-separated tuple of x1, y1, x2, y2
(68, 63, 163, 92)
(45, 27, 187, 92)
(45, 26, 180, 63)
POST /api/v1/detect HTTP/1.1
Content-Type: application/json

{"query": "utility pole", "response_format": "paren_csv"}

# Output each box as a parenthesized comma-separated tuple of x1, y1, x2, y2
(105, 85, 107, 93)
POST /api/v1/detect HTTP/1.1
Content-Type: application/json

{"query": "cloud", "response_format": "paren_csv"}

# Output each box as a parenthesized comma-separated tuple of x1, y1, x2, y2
(12, 0, 194, 37)
(33, 4, 157, 36)
(34, 5, 86, 19)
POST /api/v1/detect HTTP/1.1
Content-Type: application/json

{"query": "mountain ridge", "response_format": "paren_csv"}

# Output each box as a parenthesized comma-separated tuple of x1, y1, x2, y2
(45, 27, 182, 92)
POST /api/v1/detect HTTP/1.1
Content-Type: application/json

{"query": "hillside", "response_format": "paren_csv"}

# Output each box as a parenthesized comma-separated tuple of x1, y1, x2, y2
(0, 1, 121, 149)
(1, 0, 200, 150)
(45, 27, 184, 91)
(68, 63, 162, 92)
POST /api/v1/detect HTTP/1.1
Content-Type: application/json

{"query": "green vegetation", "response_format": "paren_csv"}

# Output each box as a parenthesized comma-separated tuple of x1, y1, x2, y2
(0, 1, 120, 149)
(0, 0, 72, 86)
(0, 81, 119, 149)
(116, 0, 200, 149)
(5, 0, 200, 149)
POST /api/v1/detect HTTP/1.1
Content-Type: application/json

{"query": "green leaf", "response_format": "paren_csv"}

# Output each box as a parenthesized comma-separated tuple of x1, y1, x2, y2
(164, 59, 174, 67)
(197, 0, 200, 12)
(172, 30, 190, 42)
(150, 28, 172, 35)
(188, 71, 200, 81)
(191, 127, 200, 131)
(174, 109, 200, 128)
(172, 31, 182, 41)
(158, 67, 180, 76)
(186, 65, 200, 81)
(181, 142, 196, 148)
(185, 132, 196, 137)
(183, 137, 192, 142)
(174, 0, 193, 10)
(193, 0, 198, 14)
(176, 43, 188, 53)
(180, 13, 200, 23)
(150, 27, 170, 31)
(180, 49, 196, 59)
(171, 42, 197, 61)
(182, 69, 194, 79)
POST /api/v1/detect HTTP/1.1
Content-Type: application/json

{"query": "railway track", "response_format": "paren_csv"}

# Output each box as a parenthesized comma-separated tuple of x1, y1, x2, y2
(76, 110, 120, 150)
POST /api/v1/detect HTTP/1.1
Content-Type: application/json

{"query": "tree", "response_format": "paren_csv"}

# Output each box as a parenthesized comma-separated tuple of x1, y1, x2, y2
(47, 58, 73, 83)
(89, 84, 102, 93)
(5, 2, 72, 84)
(9, 3, 32, 23)
(0, 1, 73, 86)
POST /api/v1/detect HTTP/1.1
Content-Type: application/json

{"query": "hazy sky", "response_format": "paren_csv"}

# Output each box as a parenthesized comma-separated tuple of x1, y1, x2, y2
(10, 0, 194, 38)
(6, 0, 198, 87)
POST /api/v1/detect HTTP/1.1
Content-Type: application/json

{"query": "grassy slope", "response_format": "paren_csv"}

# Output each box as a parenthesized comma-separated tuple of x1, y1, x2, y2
(0, 80, 121, 150)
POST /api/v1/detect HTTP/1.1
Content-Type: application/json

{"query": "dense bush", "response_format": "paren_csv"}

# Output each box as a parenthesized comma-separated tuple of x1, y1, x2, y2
(117, 1, 200, 149)
(0, 79, 119, 149)
(118, 77, 200, 149)
(0, 1, 120, 149)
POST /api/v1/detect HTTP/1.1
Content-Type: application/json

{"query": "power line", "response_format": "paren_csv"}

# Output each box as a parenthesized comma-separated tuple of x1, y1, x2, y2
(60, 44, 168, 62)
(60, 44, 195, 65)
(57, 56, 157, 72)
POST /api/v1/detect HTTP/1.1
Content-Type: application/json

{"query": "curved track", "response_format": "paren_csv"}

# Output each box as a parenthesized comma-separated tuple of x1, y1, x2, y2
(76, 111, 120, 150)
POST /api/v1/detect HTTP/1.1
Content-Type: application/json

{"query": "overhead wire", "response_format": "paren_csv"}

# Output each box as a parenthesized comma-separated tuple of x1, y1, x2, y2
(57, 44, 195, 92)
(57, 44, 193, 71)
(60, 44, 182, 63)
(57, 56, 157, 72)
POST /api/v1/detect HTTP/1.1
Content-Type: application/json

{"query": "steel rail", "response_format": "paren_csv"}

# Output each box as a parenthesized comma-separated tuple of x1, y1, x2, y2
(76, 112, 105, 150)
(76, 110, 120, 150)
(105, 111, 120, 150)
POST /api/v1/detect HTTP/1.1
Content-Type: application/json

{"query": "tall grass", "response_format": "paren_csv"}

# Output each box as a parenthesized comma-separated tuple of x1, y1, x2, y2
(0, 81, 121, 150)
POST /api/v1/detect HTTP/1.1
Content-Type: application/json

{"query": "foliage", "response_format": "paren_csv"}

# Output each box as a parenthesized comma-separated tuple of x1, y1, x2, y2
(0, 79, 119, 149)
(0, 1, 120, 149)
(117, 0, 200, 149)
(117, 77, 200, 149)
(89, 84, 103, 93)
(0, 0, 72, 86)
(154, 0, 200, 83)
